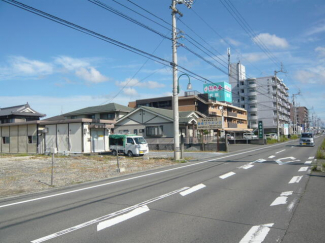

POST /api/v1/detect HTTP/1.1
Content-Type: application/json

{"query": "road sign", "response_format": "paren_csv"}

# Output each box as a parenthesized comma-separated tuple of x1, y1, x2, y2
(197, 117, 223, 130)
(258, 121, 264, 139)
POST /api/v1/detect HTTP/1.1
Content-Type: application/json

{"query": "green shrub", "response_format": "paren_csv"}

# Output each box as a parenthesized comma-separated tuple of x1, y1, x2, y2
(316, 149, 325, 159)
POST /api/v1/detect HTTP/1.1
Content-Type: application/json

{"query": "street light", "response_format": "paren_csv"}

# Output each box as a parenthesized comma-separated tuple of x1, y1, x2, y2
(177, 73, 192, 93)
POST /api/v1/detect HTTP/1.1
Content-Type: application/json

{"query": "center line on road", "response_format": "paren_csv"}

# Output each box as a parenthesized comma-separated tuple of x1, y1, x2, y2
(239, 223, 274, 243)
(219, 172, 236, 179)
(31, 187, 188, 243)
(299, 167, 308, 172)
(304, 161, 312, 164)
(238, 163, 254, 169)
(289, 176, 303, 184)
(268, 155, 275, 158)
(97, 205, 149, 231)
(275, 150, 285, 154)
(180, 184, 206, 196)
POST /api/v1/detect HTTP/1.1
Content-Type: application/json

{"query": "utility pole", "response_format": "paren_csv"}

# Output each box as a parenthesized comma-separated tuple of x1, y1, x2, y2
(171, 0, 193, 160)
(274, 64, 286, 141)
(292, 90, 300, 134)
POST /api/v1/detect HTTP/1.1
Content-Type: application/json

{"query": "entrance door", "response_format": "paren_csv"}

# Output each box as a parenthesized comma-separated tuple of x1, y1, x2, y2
(91, 129, 105, 152)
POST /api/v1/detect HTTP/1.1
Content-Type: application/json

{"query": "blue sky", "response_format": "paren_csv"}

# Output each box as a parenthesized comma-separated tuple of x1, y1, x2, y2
(1, 0, 325, 124)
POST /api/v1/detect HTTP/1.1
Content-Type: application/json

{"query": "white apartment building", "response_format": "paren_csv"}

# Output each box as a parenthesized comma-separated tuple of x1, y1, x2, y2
(229, 63, 291, 133)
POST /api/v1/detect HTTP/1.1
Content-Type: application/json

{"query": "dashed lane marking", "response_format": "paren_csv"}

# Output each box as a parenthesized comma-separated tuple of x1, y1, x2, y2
(289, 176, 303, 184)
(298, 167, 308, 172)
(239, 223, 274, 243)
(219, 172, 236, 179)
(180, 184, 206, 196)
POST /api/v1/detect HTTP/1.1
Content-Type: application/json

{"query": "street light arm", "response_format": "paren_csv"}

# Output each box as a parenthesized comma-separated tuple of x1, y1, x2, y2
(177, 73, 191, 94)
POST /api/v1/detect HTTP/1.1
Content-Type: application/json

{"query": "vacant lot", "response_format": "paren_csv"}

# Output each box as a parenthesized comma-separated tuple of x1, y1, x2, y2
(0, 154, 178, 199)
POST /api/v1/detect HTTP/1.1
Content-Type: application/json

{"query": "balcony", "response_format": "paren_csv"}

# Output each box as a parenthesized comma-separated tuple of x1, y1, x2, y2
(248, 83, 257, 88)
(250, 123, 258, 129)
(250, 107, 257, 112)
(228, 122, 238, 128)
(248, 99, 257, 104)
(249, 116, 258, 120)
(248, 91, 257, 96)
(227, 111, 237, 117)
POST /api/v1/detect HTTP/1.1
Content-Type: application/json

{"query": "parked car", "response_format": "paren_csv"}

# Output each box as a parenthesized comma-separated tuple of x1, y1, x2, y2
(226, 134, 234, 140)
(269, 133, 278, 139)
(109, 134, 149, 156)
(243, 133, 258, 140)
(265, 134, 271, 139)
(299, 132, 314, 147)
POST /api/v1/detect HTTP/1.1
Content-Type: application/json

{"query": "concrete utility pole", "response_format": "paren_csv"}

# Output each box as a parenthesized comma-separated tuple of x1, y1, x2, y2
(274, 64, 286, 141)
(171, 0, 193, 160)
(292, 90, 300, 134)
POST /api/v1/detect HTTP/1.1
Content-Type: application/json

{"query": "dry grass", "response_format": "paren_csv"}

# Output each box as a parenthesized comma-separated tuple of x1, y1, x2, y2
(0, 154, 176, 199)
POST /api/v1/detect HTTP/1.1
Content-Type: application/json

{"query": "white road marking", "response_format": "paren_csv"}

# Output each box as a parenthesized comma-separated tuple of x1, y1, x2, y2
(0, 140, 295, 209)
(299, 167, 308, 172)
(238, 163, 254, 169)
(97, 205, 149, 231)
(275, 157, 300, 165)
(268, 155, 275, 158)
(289, 176, 303, 184)
(180, 184, 206, 196)
(287, 198, 298, 212)
(275, 150, 285, 154)
(308, 157, 314, 159)
(239, 223, 274, 243)
(271, 196, 288, 206)
(304, 161, 312, 164)
(31, 187, 188, 243)
(281, 191, 293, 196)
(219, 172, 236, 179)
(255, 159, 266, 163)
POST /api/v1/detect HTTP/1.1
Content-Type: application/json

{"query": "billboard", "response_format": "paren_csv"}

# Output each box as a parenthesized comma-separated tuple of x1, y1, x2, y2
(203, 81, 232, 103)
(197, 117, 223, 130)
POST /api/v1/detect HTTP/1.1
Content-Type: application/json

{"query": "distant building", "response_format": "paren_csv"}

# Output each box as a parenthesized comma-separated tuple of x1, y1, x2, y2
(62, 103, 133, 121)
(128, 91, 250, 136)
(0, 103, 45, 124)
(290, 106, 309, 133)
(229, 62, 291, 134)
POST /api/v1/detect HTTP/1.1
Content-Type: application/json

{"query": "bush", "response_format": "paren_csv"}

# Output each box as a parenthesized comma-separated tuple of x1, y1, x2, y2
(316, 149, 325, 159)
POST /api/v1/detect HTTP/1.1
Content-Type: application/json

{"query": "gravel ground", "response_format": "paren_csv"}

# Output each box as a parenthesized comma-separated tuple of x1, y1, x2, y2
(0, 154, 178, 199)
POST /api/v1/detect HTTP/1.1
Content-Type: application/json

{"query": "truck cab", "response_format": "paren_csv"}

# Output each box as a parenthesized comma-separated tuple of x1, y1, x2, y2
(109, 134, 149, 157)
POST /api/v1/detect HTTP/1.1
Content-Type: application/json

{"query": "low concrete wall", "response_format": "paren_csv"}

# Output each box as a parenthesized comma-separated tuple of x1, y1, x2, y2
(149, 142, 227, 152)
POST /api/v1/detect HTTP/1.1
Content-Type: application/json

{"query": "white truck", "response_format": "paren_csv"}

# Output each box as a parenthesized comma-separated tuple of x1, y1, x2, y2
(109, 134, 149, 157)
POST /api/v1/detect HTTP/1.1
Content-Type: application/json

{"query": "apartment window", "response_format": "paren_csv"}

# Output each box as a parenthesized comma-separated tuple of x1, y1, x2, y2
(248, 97, 256, 101)
(28, 136, 37, 144)
(139, 129, 144, 133)
(241, 89, 245, 93)
(241, 97, 245, 101)
(100, 113, 115, 120)
(87, 114, 96, 119)
(2, 137, 10, 144)
(251, 113, 256, 116)
(134, 129, 138, 135)
(146, 126, 163, 137)
(241, 105, 245, 108)
(250, 105, 256, 108)
(240, 81, 244, 85)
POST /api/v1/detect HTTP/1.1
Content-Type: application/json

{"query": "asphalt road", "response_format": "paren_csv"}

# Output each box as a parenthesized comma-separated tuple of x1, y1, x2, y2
(0, 136, 323, 243)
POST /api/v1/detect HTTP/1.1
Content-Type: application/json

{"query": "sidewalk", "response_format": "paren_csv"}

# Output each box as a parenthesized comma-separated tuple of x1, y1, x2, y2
(282, 170, 325, 243)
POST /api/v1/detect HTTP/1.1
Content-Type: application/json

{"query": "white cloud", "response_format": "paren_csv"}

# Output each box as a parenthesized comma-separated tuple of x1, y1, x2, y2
(220, 38, 242, 47)
(75, 67, 109, 83)
(315, 47, 325, 57)
(243, 52, 268, 62)
(123, 87, 138, 96)
(306, 22, 325, 36)
(115, 78, 165, 89)
(253, 33, 289, 49)
(0, 56, 53, 79)
(55, 56, 90, 71)
(294, 65, 325, 84)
